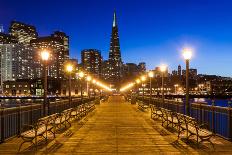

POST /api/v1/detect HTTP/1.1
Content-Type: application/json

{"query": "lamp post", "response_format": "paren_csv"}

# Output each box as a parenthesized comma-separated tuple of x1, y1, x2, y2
(148, 71, 154, 105)
(41, 50, 49, 116)
(92, 79, 96, 98)
(160, 65, 167, 107)
(141, 76, 146, 102)
(78, 71, 84, 103)
(174, 84, 179, 94)
(86, 75, 92, 98)
(183, 48, 192, 115)
(66, 64, 73, 108)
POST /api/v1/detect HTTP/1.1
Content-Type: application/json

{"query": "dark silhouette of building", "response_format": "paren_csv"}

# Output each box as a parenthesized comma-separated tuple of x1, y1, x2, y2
(0, 33, 17, 44)
(108, 11, 123, 88)
(81, 49, 102, 77)
(138, 62, 146, 72)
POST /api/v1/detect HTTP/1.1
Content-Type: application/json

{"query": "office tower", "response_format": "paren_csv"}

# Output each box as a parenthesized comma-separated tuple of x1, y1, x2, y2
(9, 21, 38, 46)
(108, 11, 123, 87)
(81, 49, 102, 77)
(138, 62, 146, 72)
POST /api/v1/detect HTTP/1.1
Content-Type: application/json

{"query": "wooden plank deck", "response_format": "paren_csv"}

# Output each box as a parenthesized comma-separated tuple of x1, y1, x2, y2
(0, 96, 232, 154)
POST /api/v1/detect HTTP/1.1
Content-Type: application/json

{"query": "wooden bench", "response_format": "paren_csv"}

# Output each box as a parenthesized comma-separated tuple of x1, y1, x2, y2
(18, 113, 58, 151)
(150, 105, 163, 120)
(54, 108, 72, 129)
(160, 108, 178, 128)
(138, 101, 149, 111)
(176, 113, 214, 146)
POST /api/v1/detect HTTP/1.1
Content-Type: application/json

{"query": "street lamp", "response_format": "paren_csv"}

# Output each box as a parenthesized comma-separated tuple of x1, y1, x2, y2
(148, 71, 154, 104)
(141, 76, 146, 101)
(86, 75, 92, 98)
(78, 71, 84, 103)
(65, 63, 73, 108)
(41, 50, 50, 116)
(183, 48, 192, 115)
(160, 64, 167, 106)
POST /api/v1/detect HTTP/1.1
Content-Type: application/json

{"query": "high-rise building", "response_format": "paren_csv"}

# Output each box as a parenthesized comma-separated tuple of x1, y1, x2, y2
(182, 68, 197, 79)
(81, 49, 102, 77)
(0, 44, 34, 87)
(123, 63, 141, 80)
(108, 11, 123, 87)
(9, 21, 38, 46)
(30, 32, 69, 79)
(0, 25, 4, 33)
(52, 31, 69, 58)
(102, 60, 110, 80)
(178, 65, 181, 77)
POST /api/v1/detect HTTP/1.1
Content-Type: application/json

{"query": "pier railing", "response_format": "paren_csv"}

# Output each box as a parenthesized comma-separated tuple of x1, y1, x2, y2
(0, 97, 97, 143)
(137, 96, 232, 141)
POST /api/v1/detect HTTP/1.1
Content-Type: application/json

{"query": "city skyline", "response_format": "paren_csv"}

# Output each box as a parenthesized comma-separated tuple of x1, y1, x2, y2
(1, 0, 232, 76)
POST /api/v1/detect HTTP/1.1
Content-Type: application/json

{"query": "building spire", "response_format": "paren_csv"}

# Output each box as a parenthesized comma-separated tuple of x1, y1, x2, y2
(113, 10, 117, 27)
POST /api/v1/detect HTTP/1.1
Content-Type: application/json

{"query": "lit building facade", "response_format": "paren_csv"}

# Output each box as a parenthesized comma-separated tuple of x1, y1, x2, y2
(9, 21, 38, 46)
(81, 49, 102, 77)
(30, 32, 69, 79)
(0, 44, 34, 88)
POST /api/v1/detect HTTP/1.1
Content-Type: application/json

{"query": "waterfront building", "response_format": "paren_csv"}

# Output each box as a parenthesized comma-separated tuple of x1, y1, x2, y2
(81, 49, 102, 77)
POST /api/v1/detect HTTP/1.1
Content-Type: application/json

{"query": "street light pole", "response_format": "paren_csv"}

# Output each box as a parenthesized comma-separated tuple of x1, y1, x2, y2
(78, 71, 84, 103)
(186, 59, 190, 115)
(148, 71, 154, 105)
(140, 76, 146, 102)
(65, 63, 73, 108)
(160, 65, 167, 107)
(41, 50, 49, 116)
(182, 48, 192, 116)
(68, 72, 72, 107)
(161, 72, 164, 106)
(44, 61, 48, 116)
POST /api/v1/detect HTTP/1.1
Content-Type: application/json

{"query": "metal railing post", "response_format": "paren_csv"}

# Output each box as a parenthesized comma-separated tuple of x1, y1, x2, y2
(228, 101, 232, 140)
(211, 100, 215, 133)
(0, 108, 5, 143)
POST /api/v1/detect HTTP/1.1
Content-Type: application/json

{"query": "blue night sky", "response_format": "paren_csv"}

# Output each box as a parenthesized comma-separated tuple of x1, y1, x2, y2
(0, 0, 232, 77)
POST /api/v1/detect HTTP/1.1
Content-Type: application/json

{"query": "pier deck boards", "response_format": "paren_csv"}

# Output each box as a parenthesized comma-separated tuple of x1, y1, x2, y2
(0, 96, 232, 154)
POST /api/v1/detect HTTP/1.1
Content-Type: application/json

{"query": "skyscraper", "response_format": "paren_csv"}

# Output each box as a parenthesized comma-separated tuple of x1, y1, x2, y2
(178, 65, 181, 77)
(108, 11, 123, 88)
(81, 49, 102, 77)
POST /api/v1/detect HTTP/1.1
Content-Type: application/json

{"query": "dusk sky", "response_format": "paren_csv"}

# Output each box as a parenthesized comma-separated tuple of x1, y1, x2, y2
(1, 0, 232, 76)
